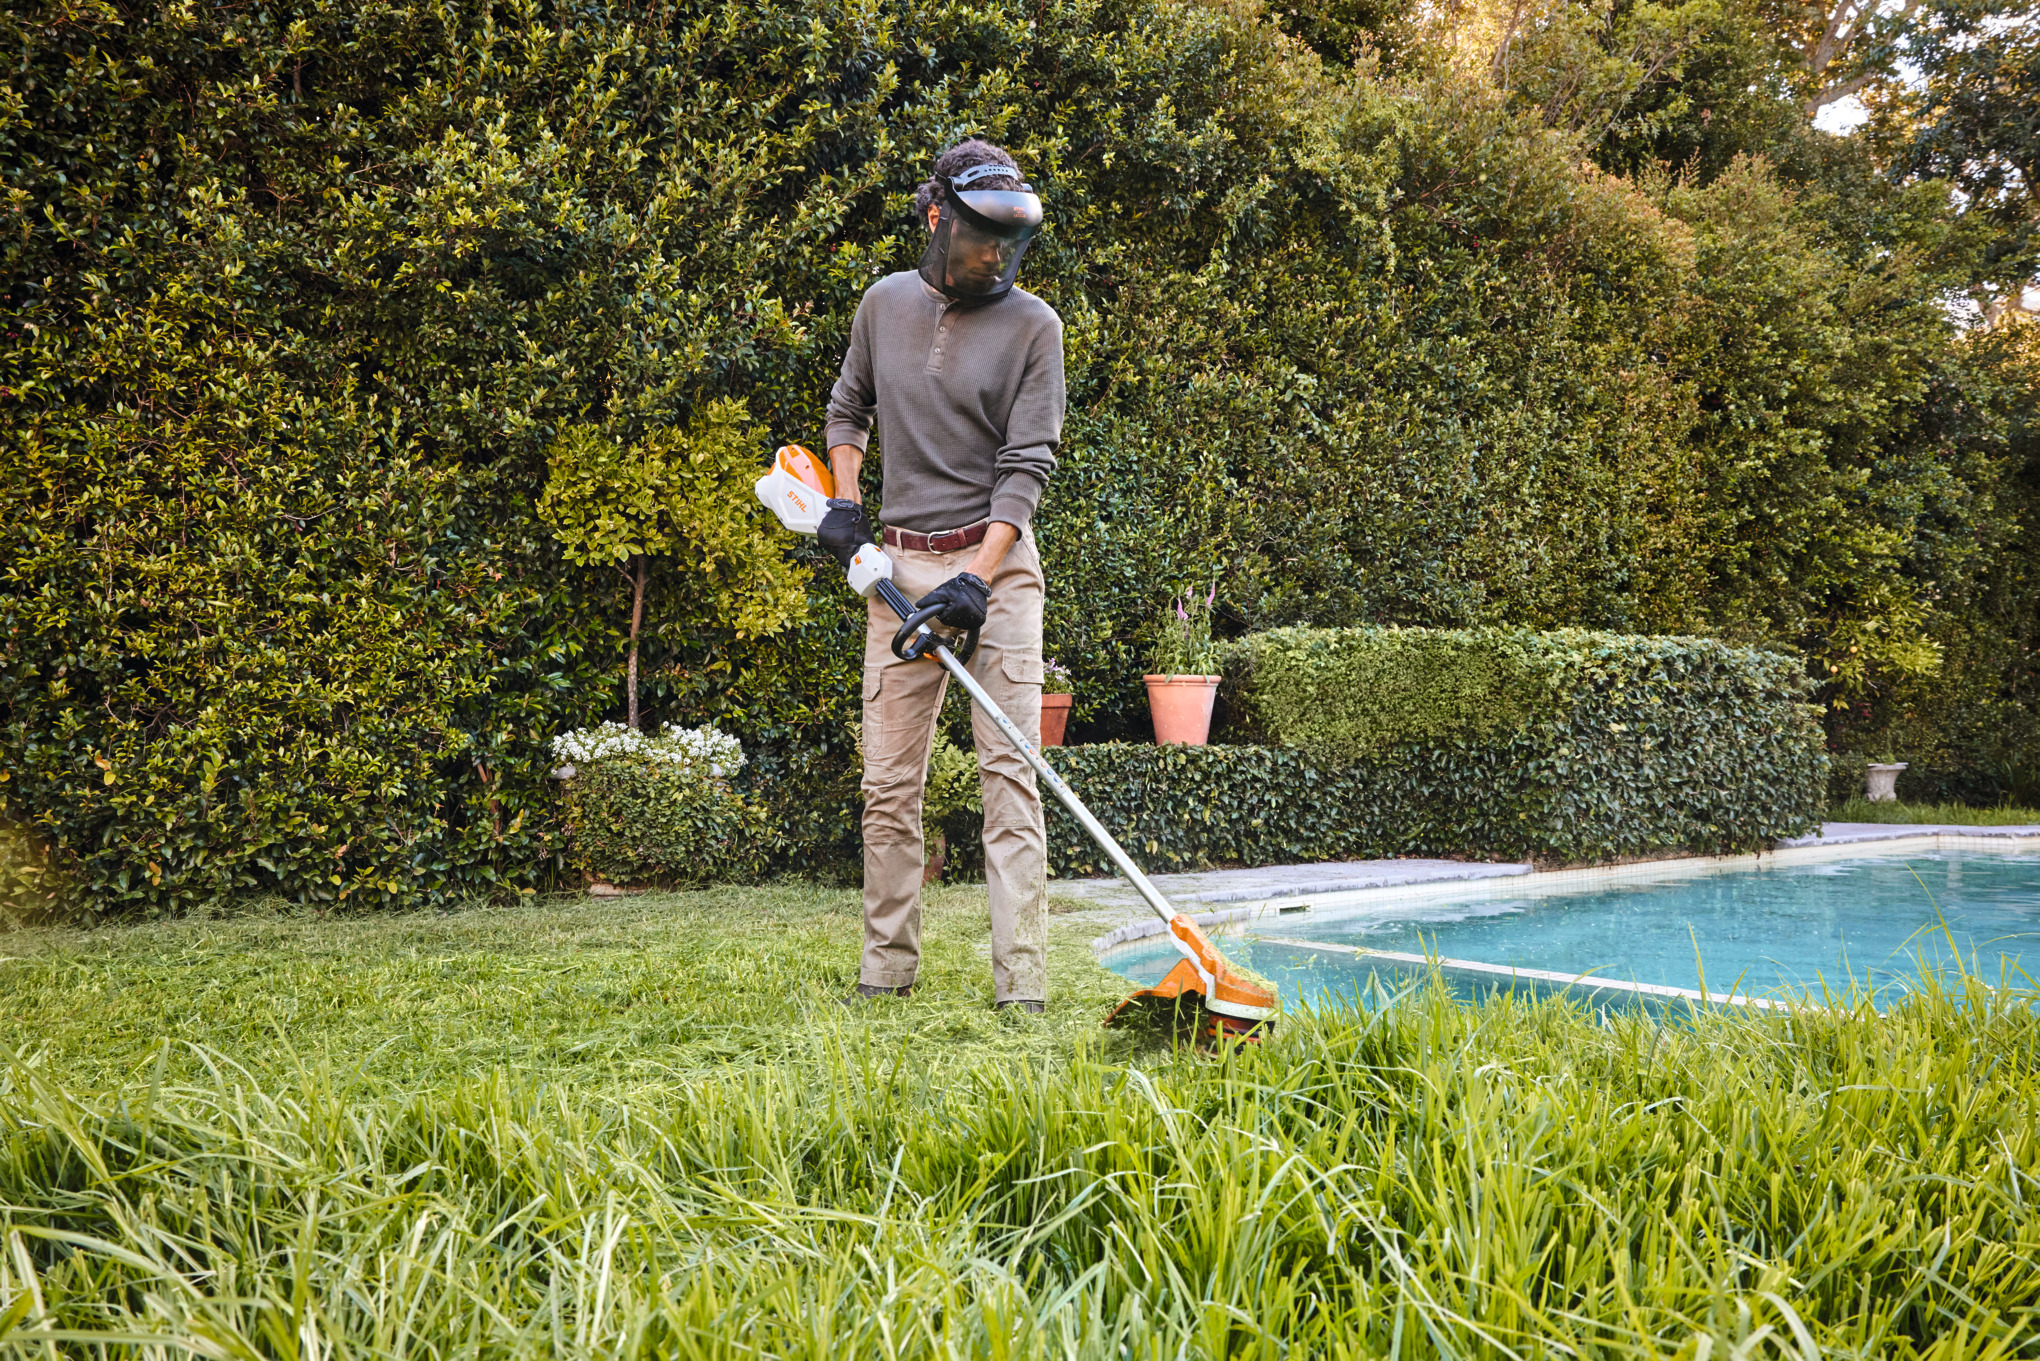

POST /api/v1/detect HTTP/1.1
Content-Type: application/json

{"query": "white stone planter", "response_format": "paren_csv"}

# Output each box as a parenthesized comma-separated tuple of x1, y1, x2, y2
(1865, 762, 1908, 802)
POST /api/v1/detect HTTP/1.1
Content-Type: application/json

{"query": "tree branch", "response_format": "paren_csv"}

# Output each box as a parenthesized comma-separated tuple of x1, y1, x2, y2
(1806, 69, 1877, 113)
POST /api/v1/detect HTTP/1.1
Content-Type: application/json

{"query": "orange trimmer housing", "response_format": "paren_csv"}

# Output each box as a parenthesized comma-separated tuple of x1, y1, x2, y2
(776, 443, 834, 497)
(1106, 914, 1277, 1045)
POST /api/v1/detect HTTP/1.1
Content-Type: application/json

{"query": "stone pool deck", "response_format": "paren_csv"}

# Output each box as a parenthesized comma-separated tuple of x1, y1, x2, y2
(1784, 821, 2040, 847)
(1052, 821, 2040, 948)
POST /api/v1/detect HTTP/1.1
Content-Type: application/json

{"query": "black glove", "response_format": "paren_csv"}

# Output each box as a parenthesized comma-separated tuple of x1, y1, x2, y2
(915, 572, 991, 630)
(816, 498, 872, 568)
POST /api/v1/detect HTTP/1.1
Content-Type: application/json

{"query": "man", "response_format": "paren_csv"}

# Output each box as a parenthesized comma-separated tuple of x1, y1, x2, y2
(817, 138, 1065, 1013)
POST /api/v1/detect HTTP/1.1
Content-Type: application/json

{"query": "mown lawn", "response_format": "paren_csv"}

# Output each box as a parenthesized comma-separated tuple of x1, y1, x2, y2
(2, 883, 1135, 1092)
(4, 882, 2039, 1358)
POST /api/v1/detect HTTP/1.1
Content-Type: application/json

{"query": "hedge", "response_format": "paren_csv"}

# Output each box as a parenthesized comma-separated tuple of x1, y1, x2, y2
(559, 763, 767, 890)
(1037, 628, 1827, 873)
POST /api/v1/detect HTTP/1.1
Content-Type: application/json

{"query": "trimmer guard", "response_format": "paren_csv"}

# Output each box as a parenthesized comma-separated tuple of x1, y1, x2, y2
(1106, 914, 1275, 1044)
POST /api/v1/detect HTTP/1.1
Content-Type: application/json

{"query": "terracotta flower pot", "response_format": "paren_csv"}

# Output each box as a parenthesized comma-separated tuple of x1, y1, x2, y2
(922, 831, 947, 884)
(1040, 692, 1074, 746)
(1144, 674, 1221, 745)
(1865, 762, 1907, 803)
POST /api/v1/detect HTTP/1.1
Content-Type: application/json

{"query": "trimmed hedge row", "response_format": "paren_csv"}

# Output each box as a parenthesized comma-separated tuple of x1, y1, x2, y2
(1215, 627, 1558, 759)
(1038, 628, 1828, 873)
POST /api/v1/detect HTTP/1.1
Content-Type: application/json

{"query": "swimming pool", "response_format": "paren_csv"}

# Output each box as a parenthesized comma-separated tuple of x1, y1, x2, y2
(1097, 847, 2040, 1011)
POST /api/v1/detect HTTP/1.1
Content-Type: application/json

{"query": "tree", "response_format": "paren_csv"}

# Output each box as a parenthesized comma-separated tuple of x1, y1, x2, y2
(1482, 0, 1722, 144)
(538, 402, 807, 730)
(1787, 0, 1924, 114)
(1869, 1, 2039, 322)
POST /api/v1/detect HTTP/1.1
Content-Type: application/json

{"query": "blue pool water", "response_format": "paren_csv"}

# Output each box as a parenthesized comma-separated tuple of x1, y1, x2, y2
(1101, 850, 2040, 1010)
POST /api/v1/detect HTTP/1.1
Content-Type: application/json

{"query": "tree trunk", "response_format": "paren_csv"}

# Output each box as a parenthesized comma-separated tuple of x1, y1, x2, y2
(627, 554, 647, 730)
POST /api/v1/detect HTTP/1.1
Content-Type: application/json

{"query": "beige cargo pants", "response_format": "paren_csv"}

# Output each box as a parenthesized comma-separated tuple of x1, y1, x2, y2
(860, 526, 1047, 1002)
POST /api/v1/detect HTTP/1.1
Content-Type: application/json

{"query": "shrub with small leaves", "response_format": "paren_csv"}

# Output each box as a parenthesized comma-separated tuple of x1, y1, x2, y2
(557, 727, 763, 887)
(553, 724, 747, 779)
(922, 735, 983, 851)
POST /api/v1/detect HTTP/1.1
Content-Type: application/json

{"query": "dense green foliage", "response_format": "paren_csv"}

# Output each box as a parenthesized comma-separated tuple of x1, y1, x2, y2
(538, 405, 805, 638)
(1869, 3, 2038, 320)
(1218, 626, 1549, 758)
(5, 889, 2038, 1355)
(539, 400, 806, 726)
(559, 762, 764, 887)
(2, 0, 2034, 913)
(1042, 624, 1826, 870)
(1221, 624, 1821, 760)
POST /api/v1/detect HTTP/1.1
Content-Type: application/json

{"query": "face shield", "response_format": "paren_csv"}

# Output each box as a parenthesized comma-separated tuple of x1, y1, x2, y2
(918, 163, 1044, 305)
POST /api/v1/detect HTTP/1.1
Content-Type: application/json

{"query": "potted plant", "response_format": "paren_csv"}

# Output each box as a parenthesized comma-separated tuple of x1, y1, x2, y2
(1144, 585, 1221, 745)
(1040, 659, 1075, 746)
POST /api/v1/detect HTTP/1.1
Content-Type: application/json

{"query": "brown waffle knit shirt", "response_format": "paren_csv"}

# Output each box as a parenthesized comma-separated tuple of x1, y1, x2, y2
(823, 270, 1065, 534)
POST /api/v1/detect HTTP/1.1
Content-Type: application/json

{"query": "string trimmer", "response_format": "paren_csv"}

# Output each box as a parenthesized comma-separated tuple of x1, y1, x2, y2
(757, 445, 1276, 1044)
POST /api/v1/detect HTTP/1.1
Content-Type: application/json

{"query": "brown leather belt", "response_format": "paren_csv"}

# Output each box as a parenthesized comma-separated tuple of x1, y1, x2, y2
(883, 520, 990, 553)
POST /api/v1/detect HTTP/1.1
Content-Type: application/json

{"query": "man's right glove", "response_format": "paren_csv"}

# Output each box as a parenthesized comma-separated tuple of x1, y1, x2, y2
(816, 498, 872, 568)
(914, 572, 991, 631)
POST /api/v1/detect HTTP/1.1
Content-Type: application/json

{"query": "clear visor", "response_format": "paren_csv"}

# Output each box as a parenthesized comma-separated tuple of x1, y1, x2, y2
(919, 177, 1045, 303)
(939, 215, 1030, 297)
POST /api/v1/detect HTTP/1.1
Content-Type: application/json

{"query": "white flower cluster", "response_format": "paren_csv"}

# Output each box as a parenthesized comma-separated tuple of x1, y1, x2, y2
(551, 722, 746, 778)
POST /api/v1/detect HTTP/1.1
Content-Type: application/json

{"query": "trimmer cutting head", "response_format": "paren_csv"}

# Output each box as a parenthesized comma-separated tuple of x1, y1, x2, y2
(1106, 914, 1277, 1046)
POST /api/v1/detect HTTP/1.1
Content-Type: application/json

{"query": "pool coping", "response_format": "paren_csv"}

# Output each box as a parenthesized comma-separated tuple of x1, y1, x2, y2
(1089, 830, 2040, 955)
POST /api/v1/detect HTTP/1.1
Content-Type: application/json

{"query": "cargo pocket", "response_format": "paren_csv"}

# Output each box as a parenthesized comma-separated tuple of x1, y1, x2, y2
(1002, 651, 1045, 686)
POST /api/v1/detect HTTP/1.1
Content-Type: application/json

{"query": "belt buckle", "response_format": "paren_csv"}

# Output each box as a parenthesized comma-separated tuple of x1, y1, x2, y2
(931, 525, 965, 553)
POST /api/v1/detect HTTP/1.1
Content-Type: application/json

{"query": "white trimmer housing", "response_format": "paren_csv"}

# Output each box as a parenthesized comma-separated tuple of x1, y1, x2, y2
(754, 446, 832, 535)
(846, 543, 895, 599)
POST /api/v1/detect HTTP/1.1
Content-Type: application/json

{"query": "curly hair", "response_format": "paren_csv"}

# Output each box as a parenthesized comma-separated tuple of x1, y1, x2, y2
(914, 138, 1022, 223)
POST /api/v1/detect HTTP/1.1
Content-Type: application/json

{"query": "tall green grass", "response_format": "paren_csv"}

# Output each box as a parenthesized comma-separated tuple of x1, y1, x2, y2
(5, 889, 2040, 1356)
(9, 995, 2040, 1356)
(1831, 797, 2040, 827)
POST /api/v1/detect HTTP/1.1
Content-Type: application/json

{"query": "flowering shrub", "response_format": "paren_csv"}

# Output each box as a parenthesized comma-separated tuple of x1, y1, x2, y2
(1042, 660, 1074, 696)
(554, 724, 761, 887)
(552, 724, 746, 780)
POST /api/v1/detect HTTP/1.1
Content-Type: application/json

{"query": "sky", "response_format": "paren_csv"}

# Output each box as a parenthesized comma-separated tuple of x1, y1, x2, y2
(1813, 95, 1872, 135)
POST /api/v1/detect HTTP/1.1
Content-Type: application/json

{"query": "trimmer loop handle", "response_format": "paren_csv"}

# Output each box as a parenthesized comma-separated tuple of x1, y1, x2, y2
(880, 578, 979, 666)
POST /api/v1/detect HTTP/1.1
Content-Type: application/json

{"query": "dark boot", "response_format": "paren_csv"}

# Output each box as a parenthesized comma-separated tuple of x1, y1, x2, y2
(841, 983, 913, 1005)
(996, 999, 1046, 1014)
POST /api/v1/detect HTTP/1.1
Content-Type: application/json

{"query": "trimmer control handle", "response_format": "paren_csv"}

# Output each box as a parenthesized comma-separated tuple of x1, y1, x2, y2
(882, 584, 979, 666)
(891, 602, 946, 661)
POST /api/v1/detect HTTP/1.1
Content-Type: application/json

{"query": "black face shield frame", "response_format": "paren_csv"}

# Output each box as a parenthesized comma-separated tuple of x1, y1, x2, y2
(917, 163, 1045, 305)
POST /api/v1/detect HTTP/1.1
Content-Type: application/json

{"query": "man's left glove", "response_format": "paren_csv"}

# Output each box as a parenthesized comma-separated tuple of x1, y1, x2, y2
(915, 572, 991, 630)
(816, 498, 872, 568)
